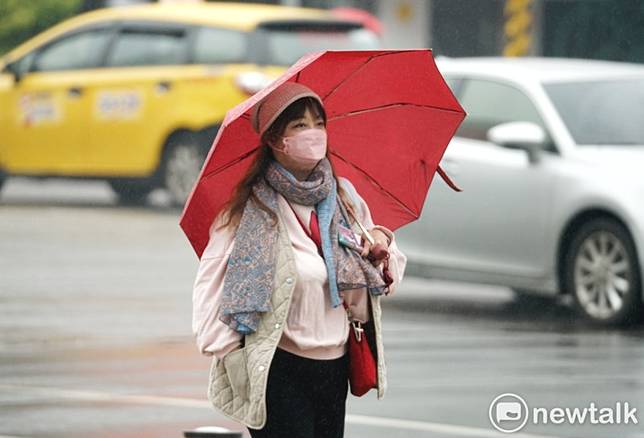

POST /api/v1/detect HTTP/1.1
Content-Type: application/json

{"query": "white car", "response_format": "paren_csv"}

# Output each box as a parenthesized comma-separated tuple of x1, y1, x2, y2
(397, 57, 644, 325)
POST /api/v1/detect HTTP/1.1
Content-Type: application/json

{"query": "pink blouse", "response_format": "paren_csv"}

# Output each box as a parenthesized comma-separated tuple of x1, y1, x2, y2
(192, 179, 407, 361)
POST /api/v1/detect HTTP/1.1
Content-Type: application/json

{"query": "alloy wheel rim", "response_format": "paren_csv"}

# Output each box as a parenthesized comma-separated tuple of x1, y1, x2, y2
(574, 230, 630, 319)
(166, 144, 202, 204)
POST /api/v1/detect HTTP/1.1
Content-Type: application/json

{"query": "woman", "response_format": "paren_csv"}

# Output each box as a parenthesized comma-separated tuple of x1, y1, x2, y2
(192, 82, 407, 437)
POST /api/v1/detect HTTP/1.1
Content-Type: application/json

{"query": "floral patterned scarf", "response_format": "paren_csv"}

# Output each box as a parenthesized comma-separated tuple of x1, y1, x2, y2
(219, 157, 388, 334)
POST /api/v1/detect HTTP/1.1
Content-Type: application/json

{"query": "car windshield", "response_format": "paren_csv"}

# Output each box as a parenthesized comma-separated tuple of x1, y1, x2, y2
(544, 78, 644, 146)
(257, 24, 380, 66)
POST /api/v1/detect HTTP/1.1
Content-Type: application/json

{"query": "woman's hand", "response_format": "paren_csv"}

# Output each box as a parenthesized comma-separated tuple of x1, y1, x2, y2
(360, 228, 391, 266)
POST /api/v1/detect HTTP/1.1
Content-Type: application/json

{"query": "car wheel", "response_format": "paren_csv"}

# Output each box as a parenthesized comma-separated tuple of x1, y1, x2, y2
(564, 218, 642, 326)
(162, 134, 205, 206)
(109, 179, 153, 205)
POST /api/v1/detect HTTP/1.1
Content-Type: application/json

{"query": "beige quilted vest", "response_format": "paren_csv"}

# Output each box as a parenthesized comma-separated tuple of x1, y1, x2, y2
(207, 205, 388, 430)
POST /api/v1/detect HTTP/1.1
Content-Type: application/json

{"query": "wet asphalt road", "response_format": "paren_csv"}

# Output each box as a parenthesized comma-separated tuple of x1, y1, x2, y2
(1, 178, 643, 438)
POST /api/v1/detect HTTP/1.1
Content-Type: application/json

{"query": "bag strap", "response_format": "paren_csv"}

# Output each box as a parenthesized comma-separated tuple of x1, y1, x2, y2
(343, 297, 362, 336)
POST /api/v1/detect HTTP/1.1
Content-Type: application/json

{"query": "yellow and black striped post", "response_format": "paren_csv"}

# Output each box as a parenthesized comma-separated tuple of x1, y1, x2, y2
(504, 0, 534, 57)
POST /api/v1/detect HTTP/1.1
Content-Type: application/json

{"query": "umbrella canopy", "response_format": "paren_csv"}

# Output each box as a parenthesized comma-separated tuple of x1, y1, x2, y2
(180, 49, 466, 258)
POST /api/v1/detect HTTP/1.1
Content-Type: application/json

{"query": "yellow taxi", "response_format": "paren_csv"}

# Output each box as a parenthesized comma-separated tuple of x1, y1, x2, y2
(0, 2, 380, 204)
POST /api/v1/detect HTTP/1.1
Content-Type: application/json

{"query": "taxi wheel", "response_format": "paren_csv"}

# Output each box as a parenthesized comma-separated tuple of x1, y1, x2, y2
(162, 134, 205, 206)
(109, 179, 153, 205)
(564, 217, 642, 326)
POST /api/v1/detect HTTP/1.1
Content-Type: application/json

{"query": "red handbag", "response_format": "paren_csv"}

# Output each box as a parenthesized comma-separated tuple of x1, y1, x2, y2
(343, 302, 378, 397)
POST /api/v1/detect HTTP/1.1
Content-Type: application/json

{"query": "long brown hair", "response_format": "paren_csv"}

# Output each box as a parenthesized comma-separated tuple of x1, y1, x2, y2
(216, 96, 358, 232)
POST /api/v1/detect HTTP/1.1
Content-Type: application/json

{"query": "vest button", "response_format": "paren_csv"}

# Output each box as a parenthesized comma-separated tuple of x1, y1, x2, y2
(274, 323, 280, 329)
(258, 365, 265, 372)
(285, 277, 293, 285)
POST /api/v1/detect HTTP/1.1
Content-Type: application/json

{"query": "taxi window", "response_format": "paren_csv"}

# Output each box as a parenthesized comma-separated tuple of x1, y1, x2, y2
(32, 28, 111, 72)
(9, 52, 35, 77)
(193, 27, 248, 64)
(107, 28, 188, 67)
(254, 23, 380, 66)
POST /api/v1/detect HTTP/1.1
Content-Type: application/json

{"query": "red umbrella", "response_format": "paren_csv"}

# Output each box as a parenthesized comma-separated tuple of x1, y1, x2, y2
(180, 49, 466, 258)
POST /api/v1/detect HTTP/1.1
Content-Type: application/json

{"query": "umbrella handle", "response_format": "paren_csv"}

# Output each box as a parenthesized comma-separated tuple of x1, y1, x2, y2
(340, 196, 375, 245)
(346, 207, 390, 262)
(354, 215, 375, 245)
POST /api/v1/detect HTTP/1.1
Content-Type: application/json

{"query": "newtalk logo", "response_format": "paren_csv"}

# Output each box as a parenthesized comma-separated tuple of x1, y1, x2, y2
(489, 393, 639, 433)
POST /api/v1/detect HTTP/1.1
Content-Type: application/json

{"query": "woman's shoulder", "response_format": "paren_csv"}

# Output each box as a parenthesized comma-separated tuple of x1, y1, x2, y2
(337, 176, 359, 201)
(337, 175, 353, 188)
(202, 209, 236, 260)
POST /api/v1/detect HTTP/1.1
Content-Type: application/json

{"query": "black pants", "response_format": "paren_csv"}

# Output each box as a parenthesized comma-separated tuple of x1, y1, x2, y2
(248, 347, 349, 438)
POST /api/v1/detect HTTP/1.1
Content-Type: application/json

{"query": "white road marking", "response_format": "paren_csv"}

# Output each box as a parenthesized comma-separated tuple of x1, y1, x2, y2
(346, 414, 560, 437)
(0, 384, 209, 409)
(0, 384, 561, 438)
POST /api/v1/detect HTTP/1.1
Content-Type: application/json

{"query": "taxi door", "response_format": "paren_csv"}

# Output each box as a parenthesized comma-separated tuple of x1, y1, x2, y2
(1, 26, 114, 175)
(84, 23, 192, 177)
(85, 23, 265, 178)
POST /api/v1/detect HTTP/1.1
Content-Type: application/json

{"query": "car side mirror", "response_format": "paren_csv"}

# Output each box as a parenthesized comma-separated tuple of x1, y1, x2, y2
(2, 63, 22, 84)
(487, 121, 546, 164)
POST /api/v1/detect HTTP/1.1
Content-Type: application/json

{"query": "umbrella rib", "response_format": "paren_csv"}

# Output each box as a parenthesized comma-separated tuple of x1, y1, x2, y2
(319, 51, 422, 102)
(201, 146, 260, 180)
(320, 54, 376, 101)
(327, 102, 463, 121)
(330, 150, 418, 219)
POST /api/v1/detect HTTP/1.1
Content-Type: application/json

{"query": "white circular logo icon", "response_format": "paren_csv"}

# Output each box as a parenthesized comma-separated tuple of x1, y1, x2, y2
(489, 393, 529, 433)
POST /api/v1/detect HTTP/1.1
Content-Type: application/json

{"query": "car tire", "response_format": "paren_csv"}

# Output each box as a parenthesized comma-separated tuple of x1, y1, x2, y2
(564, 217, 642, 326)
(162, 133, 206, 207)
(109, 179, 153, 205)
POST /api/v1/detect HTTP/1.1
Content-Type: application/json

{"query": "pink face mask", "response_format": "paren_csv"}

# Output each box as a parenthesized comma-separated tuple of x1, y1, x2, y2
(274, 129, 327, 166)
